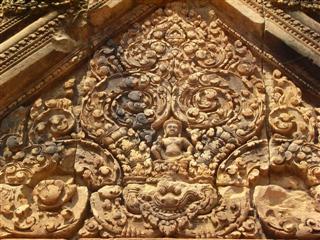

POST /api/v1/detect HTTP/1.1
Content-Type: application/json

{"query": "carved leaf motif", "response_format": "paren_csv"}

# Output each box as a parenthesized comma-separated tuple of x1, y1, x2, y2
(0, 180, 88, 238)
(172, 71, 265, 135)
(217, 139, 269, 187)
(270, 139, 320, 187)
(29, 98, 76, 144)
(90, 185, 127, 236)
(73, 140, 122, 190)
(81, 72, 170, 144)
(0, 143, 63, 186)
(268, 70, 315, 141)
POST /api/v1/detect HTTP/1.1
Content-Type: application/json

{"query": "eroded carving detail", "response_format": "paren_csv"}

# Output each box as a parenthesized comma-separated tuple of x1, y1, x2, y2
(78, 2, 266, 238)
(0, 1, 319, 239)
(0, 178, 88, 238)
(254, 185, 320, 239)
(261, 69, 320, 239)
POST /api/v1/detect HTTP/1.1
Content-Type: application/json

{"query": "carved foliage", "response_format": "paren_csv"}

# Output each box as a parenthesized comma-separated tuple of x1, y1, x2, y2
(268, 70, 315, 142)
(82, 184, 261, 238)
(78, 2, 267, 238)
(83, 2, 265, 143)
(0, 143, 63, 186)
(0, 179, 88, 238)
(29, 98, 76, 144)
(1, 1, 320, 239)
(217, 139, 269, 187)
(73, 140, 122, 190)
(80, 2, 266, 187)
(264, 69, 320, 239)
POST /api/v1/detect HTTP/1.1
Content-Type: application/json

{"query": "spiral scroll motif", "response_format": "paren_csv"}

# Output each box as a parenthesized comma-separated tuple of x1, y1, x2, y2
(81, 72, 171, 144)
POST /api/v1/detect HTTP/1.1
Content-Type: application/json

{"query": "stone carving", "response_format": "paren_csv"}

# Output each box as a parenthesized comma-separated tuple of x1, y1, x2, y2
(1, 0, 82, 16)
(29, 98, 76, 144)
(262, 68, 320, 238)
(0, 178, 88, 238)
(151, 118, 194, 179)
(82, 184, 261, 238)
(268, 70, 315, 142)
(217, 139, 269, 187)
(73, 140, 121, 190)
(269, 0, 320, 12)
(254, 185, 320, 239)
(240, 0, 320, 60)
(270, 139, 320, 187)
(0, 142, 64, 186)
(0, 1, 319, 239)
(267, 70, 319, 187)
(78, 2, 266, 238)
(80, 2, 266, 186)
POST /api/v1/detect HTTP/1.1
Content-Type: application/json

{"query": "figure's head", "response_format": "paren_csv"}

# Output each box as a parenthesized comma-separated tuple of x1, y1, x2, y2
(164, 117, 182, 137)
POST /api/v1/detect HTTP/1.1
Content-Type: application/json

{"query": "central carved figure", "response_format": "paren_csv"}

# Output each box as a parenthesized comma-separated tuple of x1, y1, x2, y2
(151, 118, 194, 177)
(151, 117, 193, 160)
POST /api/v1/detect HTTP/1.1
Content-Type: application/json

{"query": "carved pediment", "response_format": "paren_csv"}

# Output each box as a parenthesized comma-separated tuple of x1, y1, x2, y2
(0, 0, 320, 239)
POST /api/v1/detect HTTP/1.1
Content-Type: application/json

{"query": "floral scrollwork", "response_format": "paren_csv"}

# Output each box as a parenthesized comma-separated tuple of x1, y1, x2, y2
(0, 179, 88, 238)
(0, 143, 63, 186)
(173, 70, 265, 142)
(270, 139, 320, 186)
(81, 72, 170, 144)
(29, 98, 76, 144)
(268, 70, 315, 141)
(73, 140, 122, 190)
(217, 139, 269, 187)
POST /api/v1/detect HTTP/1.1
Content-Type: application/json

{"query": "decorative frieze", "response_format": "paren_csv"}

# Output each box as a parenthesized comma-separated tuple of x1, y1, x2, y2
(0, 1, 319, 239)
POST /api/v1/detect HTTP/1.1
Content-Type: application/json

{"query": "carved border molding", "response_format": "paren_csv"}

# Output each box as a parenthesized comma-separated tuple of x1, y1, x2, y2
(240, 0, 320, 54)
(0, 15, 28, 37)
(268, 0, 320, 12)
(0, 3, 157, 120)
(216, 19, 320, 100)
(0, 12, 64, 75)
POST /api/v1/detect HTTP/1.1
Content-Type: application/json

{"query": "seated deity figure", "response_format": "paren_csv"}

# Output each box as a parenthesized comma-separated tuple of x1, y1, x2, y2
(151, 118, 194, 176)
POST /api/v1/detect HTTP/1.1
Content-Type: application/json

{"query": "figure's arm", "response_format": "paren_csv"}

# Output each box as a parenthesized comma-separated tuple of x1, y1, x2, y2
(151, 137, 163, 159)
(183, 138, 193, 154)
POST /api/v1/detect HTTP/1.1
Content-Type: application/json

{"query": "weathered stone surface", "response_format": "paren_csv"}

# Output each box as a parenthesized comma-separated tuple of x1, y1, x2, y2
(0, 0, 320, 239)
(254, 185, 320, 239)
(0, 179, 88, 238)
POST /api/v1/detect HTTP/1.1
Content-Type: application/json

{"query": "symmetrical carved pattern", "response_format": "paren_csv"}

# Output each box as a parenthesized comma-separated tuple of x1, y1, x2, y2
(79, 2, 266, 237)
(0, 1, 319, 239)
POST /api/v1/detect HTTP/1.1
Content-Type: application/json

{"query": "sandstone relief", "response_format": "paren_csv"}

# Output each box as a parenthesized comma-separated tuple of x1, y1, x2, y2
(0, 1, 319, 239)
